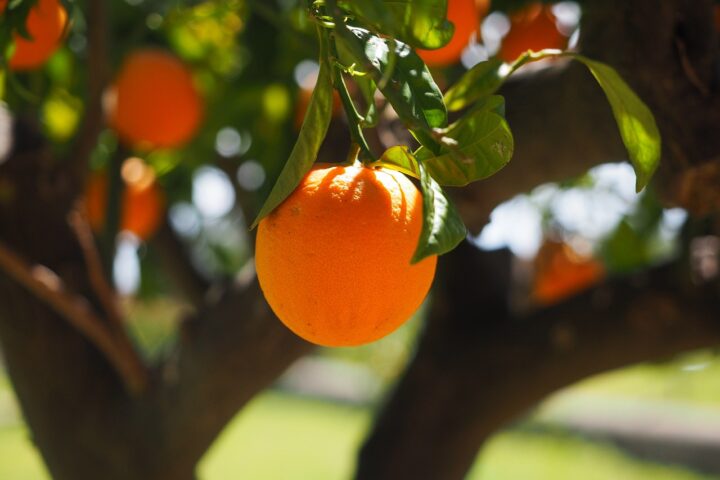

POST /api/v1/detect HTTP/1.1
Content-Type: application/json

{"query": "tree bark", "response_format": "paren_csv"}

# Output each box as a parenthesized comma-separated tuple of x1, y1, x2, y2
(357, 242, 720, 480)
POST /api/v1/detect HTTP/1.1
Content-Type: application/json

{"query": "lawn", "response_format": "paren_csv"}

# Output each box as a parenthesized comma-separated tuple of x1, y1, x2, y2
(1, 387, 717, 480)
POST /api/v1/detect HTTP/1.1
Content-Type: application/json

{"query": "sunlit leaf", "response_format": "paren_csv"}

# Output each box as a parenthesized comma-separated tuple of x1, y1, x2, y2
(443, 58, 505, 111)
(339, 27, 446, 151)
(251, 29, 334, 228)
(574, 55, 661, 192)
(370, 145, 421, 179)
(412, 160, 467, 263)
(339, 0, 454, 49)
(415, 97, 513, 186)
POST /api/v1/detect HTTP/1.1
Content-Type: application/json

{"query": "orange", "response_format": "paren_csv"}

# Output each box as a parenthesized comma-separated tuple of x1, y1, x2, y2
(532, 240, 604, 306)
(85, 158, 165, 240)
(417, 0, 488, 67)
(106, 49, 203, 150)
(256, 164, 437, 347)
(499, 3, 566, 63)
(0, 0, 69, 70)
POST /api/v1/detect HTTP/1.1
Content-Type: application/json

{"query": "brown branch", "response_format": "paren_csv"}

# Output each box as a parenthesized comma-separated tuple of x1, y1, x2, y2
(68, 0, 109, 178)
(0, 240, 148, 395)
(67, 203, 125, 327)
(149, 275, 312, 470)
(356, 242, 720, 480)
(152, 217, 211, 309)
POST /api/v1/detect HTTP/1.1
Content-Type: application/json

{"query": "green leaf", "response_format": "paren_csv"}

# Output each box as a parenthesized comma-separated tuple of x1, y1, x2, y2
(412, 160, 467, 263)
(444, 49, 661, 191)
(338, 0, 454, 49)
(339, 27, 447, 151)
(415, 98, 514, 186)
(444, 58, 505, 111)
(250, 30, 334, 228)
(370, 145, 421, 179)
(573, 55, 661, 192)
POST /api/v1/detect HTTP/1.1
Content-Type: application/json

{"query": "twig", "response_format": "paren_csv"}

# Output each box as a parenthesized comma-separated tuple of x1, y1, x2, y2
(674, 38, 711, 97)
(0, 240, 148, 395)
(67, 0, 109, 178)
(67, 202, 125, 328)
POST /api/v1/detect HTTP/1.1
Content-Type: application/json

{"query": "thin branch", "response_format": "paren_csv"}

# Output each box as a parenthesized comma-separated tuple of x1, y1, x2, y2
(67, 0, 109, 177)
(0, 240, 148, 395)
(67, 202, 125, 328)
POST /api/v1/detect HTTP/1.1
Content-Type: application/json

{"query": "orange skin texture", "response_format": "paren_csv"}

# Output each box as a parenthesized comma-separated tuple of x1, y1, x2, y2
(256, 164, 437, 347)
(417, 0, 487, 67)
(108, 49, 203, 150)
(532, 240, 605, 306)
(85, 173, 165, 241)
(0, 0, 68, 70)
(499, 4, 566, 63)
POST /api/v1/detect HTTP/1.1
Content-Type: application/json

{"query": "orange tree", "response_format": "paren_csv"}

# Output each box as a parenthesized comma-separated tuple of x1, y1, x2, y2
(0, 0, 719, 479)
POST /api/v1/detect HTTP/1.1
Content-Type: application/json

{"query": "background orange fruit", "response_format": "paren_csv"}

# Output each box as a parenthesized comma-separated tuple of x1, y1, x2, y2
(532, 239, 604, 306)
(0, 0, 68, 70)
(417, 0, 488, 67)
(107, 49, 203, 150)
(256, 164, 437, 347)
(499, 3, 566, 63)
(85, 158, 165, 241)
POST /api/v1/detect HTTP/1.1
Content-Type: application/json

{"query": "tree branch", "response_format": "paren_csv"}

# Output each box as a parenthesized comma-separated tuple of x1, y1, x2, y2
(0, 240, 147, 394)
(68, 0, 109, 179)
(356, 242, 720, 480)
(149, 274, 313, 469)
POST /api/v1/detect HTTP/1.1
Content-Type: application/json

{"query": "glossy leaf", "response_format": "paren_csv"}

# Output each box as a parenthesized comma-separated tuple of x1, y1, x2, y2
(415, 98, 514, 186)
(340, 27, 447, 151)
(339, 0, 454, 49)
(370, 145, 421, 179)
(412, 161, 467, 263)
(445, 49, 661, 191)
(250, 30, 334, 228)
(574, 55, 661, 192)
(444, 58, 505, 111)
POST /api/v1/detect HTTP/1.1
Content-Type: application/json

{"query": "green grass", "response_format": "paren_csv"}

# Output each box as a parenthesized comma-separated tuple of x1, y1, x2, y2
(0, 390, 716, 480)
(470, 430, 718, 480)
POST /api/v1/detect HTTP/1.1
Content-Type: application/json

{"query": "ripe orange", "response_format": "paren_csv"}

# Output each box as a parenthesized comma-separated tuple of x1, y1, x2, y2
(499, 3, 566, 63)
(106, 49, 203, 150)
(417, 0, 488, 67)
(532, 240, 604, 306)
(85, 158, 165, 241)
(256, 164, 437, 347)
(0, 0, 69, 70)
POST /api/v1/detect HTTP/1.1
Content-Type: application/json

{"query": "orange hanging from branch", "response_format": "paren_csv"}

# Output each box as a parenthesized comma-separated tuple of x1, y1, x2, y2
(499, 3, 566, 63)
(0, 0, 69, 70)
(106, 49, 204, 150)
(417, 0, 489, 67)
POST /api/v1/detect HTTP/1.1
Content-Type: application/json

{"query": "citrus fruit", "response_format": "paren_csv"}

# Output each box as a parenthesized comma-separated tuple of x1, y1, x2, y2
(0, 0, 69, 70)
(417, 0, 488, 67)
(499, 3, 566, 63)
(532, 239, 604, 306)
(106, 49, 203, 150)
(256, 164, 437, 347)
(85, 157, 165, 240)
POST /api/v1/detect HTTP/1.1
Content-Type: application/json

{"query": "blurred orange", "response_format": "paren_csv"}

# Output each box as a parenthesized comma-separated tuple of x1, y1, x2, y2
(715, 5, 720, 30)
(106, 49, 203, 150)
(499, 3, 566, 63)
(0, 0, 69, 70)
(85, 158, 165, 241)
(417, 0, 489, 67)
(532, 239, 605, 306)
